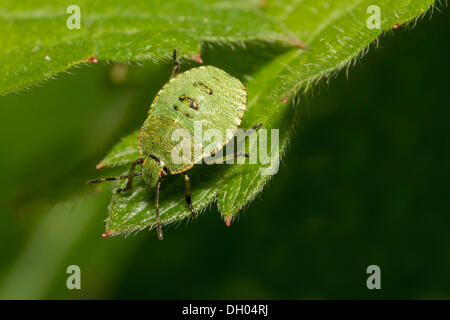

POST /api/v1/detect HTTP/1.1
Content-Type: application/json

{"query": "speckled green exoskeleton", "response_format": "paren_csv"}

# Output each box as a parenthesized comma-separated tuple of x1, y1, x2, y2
(88, 50, 261, 240)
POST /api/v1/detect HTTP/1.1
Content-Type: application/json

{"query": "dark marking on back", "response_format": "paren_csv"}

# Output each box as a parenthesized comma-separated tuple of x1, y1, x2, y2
(179, 95, 199, 110)
(193, 81, 213, 95)
(174, 104, 193, 118)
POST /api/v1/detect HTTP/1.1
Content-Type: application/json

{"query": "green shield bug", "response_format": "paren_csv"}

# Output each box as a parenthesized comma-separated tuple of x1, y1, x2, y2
(88, 50, 261, 240)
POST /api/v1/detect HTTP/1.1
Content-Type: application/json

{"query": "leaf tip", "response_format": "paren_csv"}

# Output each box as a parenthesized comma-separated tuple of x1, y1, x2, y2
(290, 38, 306, 49)
(192, 54, 203, 64)
(225, 216, 231, 227)
(88, 56, 99, 64)
(259, 0, 268, 9)
(102, 230, 113, 238)
(96, 162, 104, 170)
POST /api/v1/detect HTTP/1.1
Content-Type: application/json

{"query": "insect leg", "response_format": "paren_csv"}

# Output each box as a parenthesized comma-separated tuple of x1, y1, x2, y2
(233, 152, 249, 158)
(155, 179, 164, 240)
(87, 172, 141, 185)
(205, 152, 249, 165)
(232, 123, 263, 149)
(184, 174, 196, 219)
(116, 158, 145, 194)
(244, 123, 263, 137)
(171, 49, 180, 78)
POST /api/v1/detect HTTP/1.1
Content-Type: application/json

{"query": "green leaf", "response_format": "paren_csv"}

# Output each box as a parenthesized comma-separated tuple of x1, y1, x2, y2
(95, 0, 436, 236)
(96, 129, 140, 169)
(0, 0, 295, 95)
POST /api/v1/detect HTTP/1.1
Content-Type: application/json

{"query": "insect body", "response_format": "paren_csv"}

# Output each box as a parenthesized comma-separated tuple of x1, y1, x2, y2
(88, 50, 260, 240)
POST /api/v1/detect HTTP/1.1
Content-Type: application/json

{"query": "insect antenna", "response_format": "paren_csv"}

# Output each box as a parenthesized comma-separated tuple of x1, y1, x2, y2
(86, 172, 141, 184)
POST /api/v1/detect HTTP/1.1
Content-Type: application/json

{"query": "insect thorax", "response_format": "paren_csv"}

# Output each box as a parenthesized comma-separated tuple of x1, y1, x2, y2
(141, 155, 164, 187)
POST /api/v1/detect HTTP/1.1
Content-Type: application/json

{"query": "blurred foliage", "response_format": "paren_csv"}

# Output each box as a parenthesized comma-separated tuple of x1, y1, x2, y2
(0, 3, 448, 299)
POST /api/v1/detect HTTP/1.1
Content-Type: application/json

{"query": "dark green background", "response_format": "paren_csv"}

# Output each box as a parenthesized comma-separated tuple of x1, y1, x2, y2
(0, 8, 448, 299)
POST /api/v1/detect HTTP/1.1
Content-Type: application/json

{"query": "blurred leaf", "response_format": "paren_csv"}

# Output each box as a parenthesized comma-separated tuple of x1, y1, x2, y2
(0, 193, 106, 299)
(0, 190, 145, 299)
(0, 0, 295, 95)
(97, 0, 436, 236)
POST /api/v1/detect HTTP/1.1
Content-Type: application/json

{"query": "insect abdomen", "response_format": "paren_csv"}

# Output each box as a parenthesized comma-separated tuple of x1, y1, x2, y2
(139, 66, 247, 173)
(150, 67, 246, 149)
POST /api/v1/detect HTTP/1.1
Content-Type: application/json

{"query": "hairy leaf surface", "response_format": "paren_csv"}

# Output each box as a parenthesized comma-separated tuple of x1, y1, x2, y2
(0, 0, 294, 95)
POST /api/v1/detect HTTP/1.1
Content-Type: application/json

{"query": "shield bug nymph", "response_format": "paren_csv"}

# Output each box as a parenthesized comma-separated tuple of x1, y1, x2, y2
(88, 49, 261, 240)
